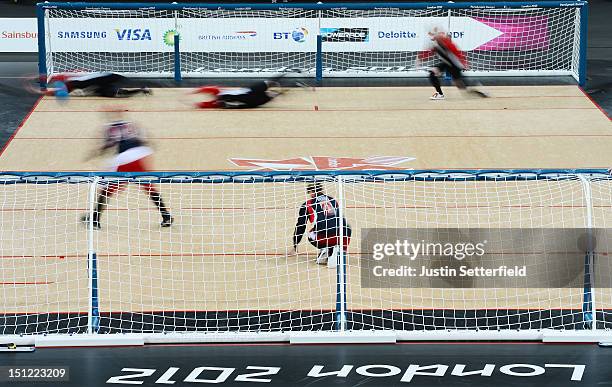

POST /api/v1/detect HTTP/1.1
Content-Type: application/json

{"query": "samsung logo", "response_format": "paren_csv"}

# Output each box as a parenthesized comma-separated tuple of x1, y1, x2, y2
(57, 31, 107, 39)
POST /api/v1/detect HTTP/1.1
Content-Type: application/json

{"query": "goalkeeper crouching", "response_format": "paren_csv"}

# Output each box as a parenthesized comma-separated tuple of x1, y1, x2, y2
(291, 183, 352, 266)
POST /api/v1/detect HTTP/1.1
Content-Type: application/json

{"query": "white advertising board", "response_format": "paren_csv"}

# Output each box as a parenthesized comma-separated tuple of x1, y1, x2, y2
(0, 18, 38, 52)
(47, 18, 319, 53)
(45, 16, 504, 53)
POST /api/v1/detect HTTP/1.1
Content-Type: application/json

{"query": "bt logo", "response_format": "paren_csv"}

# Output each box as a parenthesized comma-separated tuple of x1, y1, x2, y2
(116, 28, 152, 41)
(273, 27, 308, 42)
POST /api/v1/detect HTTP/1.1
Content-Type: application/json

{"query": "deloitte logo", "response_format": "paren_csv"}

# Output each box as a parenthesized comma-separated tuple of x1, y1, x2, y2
(163, 29, 179, 46)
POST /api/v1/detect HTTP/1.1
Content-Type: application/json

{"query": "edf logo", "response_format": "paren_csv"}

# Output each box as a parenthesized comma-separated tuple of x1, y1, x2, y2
(116, 29, 152, 41)
(273, 27, 308, 42)
(449, 31, 465, 38)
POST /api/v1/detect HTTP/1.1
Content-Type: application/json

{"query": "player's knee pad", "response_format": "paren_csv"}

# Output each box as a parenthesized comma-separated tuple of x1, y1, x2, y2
(196, 100, 221, 109)
(428, 71, 438, 82)
(195, 86, 221, 96)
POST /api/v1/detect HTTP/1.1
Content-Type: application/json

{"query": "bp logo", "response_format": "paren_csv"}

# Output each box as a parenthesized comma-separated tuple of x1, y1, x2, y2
(163, 29, 179, 46)
(292, 27, 308, 42)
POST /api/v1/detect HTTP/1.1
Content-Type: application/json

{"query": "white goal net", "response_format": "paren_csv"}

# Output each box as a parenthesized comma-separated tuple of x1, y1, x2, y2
(0, 171, 610, 344)
(38, 2, 587, 83)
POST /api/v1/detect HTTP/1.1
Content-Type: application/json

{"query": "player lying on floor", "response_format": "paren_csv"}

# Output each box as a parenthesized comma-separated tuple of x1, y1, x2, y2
(27, 72, 152, 98)
(190, 73, 308, 109)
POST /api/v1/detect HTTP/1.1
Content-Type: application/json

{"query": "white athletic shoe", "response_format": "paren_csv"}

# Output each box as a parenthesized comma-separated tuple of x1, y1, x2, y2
(327, 247, 339, 269)
(316, 249, 328, 265)
(430, 92, 445, 100)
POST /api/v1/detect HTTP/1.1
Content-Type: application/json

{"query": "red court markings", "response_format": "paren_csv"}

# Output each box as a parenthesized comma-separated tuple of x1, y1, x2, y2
(0, 203, 602, 212)
(32, 107, 599, 113)
(579, 86, 612, 121)
(63, 94, 592, 102)
(1, 250, 607, 260)
(12, 133, 612, 140)
(0, 281, 54, 285)
(0, 96, 42, 158)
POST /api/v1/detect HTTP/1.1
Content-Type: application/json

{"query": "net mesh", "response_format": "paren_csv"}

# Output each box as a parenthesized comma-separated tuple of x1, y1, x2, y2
(42, 4, 582, 78)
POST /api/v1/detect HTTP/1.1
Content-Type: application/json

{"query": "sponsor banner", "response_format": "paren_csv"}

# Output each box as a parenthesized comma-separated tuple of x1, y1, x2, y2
(474, 16, 550, 50)
(48, 18, 174, 53)
(180, 19, 317, 53)
(0, 18, 37, 52)
(47, 18, 318, 53)
(44, 16, 546, 53)
(320, 17, 502, 51)
(321, 27, 369, 42)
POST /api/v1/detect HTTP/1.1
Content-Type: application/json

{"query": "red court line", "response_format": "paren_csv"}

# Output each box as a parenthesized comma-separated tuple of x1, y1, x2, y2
(0, 95, 42, 158)
(1, 250, 607, 260)
(579, 86, 612, 121)
(147, 343, 290, 348)
(47, 94, 590, 102)
(12, 133, 612, 140)
(397, 342, 546, 345)
(0, 204, 604, 212)
(0, 281, 54, 285)
(32, 107, 599, 113)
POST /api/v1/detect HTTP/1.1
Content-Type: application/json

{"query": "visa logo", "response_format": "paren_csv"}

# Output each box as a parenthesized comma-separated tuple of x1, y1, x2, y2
(116, 29, 152, 41)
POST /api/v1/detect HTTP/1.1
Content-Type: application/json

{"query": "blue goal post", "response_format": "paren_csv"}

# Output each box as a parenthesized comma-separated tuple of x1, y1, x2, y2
(36, 1, 588, 86)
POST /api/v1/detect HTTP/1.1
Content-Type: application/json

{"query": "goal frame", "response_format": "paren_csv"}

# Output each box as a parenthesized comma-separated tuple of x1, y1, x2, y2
(1, 169, 611, 347)
(36, 1, 589, 85)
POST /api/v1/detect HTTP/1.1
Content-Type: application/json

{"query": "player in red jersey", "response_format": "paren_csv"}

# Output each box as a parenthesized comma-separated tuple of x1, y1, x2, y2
(81, 109, 173, 229)
(193, 79, 284, 109)
(418, 27, 489, 100)
(291, 183, 352, 265)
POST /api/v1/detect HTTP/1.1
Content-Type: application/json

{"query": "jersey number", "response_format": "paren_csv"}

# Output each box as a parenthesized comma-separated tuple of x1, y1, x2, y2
(320, 199, 336, 216)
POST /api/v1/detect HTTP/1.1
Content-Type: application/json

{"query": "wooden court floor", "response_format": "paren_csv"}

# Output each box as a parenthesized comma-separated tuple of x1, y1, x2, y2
(0, 86, 611, 318)
(0, 86, 610, 171)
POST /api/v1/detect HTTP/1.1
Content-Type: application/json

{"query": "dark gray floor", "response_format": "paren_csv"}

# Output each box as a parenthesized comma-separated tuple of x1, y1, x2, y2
(0, 343, 609, 386)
